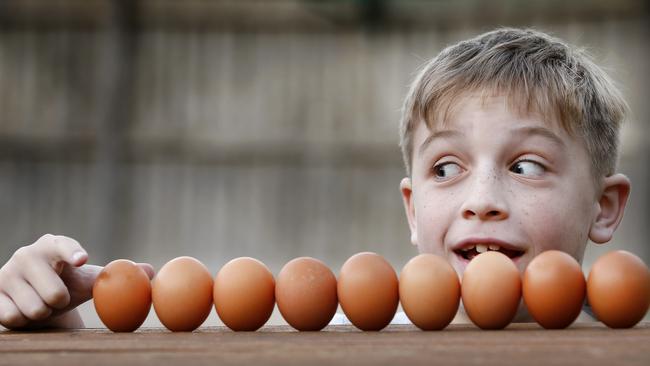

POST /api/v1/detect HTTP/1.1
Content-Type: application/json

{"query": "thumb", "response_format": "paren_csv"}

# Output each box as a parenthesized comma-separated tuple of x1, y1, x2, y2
(136, 263, 155, 280)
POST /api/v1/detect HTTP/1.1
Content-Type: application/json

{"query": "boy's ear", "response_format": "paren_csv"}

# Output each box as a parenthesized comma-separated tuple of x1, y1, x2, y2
(589, 173, 631, 244)
(400, 177, 418, 247)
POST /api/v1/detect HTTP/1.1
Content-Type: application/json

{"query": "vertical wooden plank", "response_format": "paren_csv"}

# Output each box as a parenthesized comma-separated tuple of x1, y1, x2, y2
(91, 0, 137, 259)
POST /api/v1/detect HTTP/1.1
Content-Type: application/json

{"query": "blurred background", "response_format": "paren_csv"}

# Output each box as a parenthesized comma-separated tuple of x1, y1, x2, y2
(0, 0, 648, 327)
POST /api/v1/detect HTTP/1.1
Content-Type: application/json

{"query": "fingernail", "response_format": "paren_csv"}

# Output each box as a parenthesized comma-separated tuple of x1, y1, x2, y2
(71, 251, 86, 264)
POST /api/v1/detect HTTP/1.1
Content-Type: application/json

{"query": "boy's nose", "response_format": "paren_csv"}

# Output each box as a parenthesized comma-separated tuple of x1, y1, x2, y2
(460, 170, 509, 221)
(462, 206, 508, 221)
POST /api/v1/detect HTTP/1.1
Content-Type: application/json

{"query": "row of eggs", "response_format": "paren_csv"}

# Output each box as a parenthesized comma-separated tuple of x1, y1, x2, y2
(92, 250, 650, 332)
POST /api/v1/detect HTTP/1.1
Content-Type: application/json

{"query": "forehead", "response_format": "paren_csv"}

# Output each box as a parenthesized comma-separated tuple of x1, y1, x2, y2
(423, 91, 565, 132)
(413, 93, 573, 156)
(429, 92, 564, 132)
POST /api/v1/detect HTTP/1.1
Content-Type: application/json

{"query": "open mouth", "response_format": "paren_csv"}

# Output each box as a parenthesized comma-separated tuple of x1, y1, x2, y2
(454, 243, 525, 261)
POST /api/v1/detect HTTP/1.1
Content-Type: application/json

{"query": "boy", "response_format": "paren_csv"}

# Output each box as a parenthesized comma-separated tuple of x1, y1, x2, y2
(333, 27, 631, 325)
(0, 27, 632, 329)
(397, 27, 630, 322)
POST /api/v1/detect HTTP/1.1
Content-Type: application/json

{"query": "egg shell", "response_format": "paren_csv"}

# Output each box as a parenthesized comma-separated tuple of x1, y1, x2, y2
(337, 252, 399, 331)
(276, 257, 338, 331)
(93, 259, 152, 332)
(587, 250, 650, 328)
(461, 251, 521, 329)
(523, 250, 585, 329)
(214, 257, 276, 331)
(152, 256, 214, 332)
(399, 254, 460, 330)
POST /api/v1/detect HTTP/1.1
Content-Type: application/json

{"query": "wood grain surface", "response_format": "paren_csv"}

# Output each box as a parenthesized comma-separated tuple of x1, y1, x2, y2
(1, 323, 648, 366)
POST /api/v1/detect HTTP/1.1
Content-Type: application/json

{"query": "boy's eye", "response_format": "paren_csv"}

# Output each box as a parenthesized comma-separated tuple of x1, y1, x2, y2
(510, 160, 545, 177)
(433, 162, 463, 181)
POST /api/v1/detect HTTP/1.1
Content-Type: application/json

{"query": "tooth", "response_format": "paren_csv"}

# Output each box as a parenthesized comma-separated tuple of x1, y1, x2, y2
(488, 244, 500, 251)
(476, 244, 488, 253)
(461, 245, 476, 252)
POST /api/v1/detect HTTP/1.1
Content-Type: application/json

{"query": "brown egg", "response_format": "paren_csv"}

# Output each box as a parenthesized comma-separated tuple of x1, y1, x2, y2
(152, 256, 213, 332)
(399, 254, 460, 330)
(93, 259, 152, 332)
(587, 250, 650, 328)
(337, 252, 399, 331)
(461, 251, 521, 329)
(523, 250, 585, 329)
(276, 257, 338, 331)
(214, 257, 275, 331)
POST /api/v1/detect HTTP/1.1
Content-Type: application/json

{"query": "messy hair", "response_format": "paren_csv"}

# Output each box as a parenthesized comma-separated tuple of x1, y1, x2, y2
(399, 28, 628, 180)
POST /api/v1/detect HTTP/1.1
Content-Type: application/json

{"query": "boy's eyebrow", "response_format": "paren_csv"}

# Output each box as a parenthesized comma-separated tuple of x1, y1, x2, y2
(511, 126, 566, 148)
(418, 129, 464, 155)
(418, 126, 565, 156)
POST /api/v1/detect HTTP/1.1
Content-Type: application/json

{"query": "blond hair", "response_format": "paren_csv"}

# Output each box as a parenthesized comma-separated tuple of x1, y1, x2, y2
(399, 28, 628, 179)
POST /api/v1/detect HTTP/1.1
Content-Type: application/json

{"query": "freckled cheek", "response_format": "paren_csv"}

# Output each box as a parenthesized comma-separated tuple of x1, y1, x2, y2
(523, 202, 586, 257)
(414, 190, 455, 255)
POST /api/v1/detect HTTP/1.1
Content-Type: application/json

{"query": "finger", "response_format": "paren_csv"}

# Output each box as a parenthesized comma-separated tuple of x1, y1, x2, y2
(22, 261, 70, 310)
(0, 292, 28, 329)
(60, 264, 103, 310)
(34, 234, 88, 269)
(136, 263, 155, 279)
(4, 279, 52, 321)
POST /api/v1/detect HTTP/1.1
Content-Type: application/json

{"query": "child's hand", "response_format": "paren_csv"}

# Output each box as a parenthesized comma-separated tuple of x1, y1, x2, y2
(0, 234, 154, 330)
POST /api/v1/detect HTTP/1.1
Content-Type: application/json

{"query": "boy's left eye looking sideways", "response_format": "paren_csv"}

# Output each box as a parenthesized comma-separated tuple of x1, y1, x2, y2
(510, 160, 545, 177)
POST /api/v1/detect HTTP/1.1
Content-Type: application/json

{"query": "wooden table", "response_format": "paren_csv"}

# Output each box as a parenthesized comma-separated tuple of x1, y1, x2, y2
(1, 323, 648, 366)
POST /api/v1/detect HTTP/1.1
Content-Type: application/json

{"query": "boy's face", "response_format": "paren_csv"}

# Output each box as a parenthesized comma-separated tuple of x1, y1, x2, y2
(401, 94, 599, 277)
